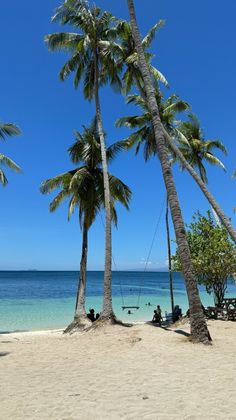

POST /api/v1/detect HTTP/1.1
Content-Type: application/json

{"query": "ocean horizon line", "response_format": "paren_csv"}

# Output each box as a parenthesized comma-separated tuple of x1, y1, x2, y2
(0, 269, 169, 273)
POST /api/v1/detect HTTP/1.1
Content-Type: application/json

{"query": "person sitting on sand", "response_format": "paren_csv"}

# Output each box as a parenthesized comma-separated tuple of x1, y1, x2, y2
(87, 309, 95, 322)
(95, 313, 100, 320)
(127, 310, 133, 315)
(152, 310, 162, 326)
(156, 305, 163, 322)
(173, 305, 182, 322)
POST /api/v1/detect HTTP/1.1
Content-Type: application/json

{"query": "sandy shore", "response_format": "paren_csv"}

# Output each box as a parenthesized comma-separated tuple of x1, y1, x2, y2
(1, 320, 236, 420)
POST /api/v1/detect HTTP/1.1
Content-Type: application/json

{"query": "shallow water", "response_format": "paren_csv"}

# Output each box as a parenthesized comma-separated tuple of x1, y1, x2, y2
(0, 271, 235, 332)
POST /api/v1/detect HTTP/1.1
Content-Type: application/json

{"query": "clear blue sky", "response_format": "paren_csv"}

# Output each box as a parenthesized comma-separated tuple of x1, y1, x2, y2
(0, 0, 235, 270)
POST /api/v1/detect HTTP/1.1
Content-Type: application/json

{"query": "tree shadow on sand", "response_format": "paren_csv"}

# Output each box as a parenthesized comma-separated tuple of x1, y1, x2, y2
(0, 352, 10, 357)
(145, 321, 190, 338)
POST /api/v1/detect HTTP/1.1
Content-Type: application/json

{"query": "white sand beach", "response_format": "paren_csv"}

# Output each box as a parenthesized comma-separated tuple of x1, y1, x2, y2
(1, 320, 236, 420)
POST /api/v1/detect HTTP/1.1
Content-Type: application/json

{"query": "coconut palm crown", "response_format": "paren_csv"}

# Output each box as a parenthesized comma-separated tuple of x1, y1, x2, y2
(45, 0, 122, 99)
(116, 92, 189, 161)
(175, 113, 227, 183)
(40, 119, 131, 227)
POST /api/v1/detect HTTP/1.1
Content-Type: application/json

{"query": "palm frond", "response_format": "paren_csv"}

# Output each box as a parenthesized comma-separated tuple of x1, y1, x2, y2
(142, 20, 165, 49)
(109, 175, 132, 210)
(50, 189, 71, 212)
(106, 141, 127, 162)
(0, 154, 21, 172)
(0, 123, 21, 140)
(150, 65, 168, 87)
(69, 167, 91, 190)
(204, 140, 227, 155)
(204, 153, 226, 171)
(0, 168, 8, 186)
(44, 32, 83, 51)
(163, 100, 190, 115)
(40, 171, 75, 194)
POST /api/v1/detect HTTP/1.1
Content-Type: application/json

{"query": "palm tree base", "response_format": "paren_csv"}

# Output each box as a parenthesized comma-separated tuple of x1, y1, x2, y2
(64, 315, 92, 334)
(88, 313, 133, 330)
(190, 321, 212, 345)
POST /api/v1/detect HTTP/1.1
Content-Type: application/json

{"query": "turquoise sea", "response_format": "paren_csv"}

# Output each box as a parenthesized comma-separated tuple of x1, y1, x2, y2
(1, 271, 236, 332)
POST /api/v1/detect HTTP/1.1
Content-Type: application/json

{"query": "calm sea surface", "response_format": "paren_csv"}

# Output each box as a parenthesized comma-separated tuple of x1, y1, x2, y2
(0, 271, 236, 332)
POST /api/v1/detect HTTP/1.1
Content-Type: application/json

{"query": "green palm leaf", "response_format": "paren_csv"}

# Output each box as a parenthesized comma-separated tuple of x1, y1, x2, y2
(0, 123, 21, 140)
(142, 20, 165, 49)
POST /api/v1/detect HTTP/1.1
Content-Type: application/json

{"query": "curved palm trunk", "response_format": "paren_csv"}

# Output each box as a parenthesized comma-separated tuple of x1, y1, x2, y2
(200, 173, 221, 226)
(165, 195, 175, 319)
(127, 0, 211, 343)
(64, 221, 90, 333)
(94, 53, 114, 319)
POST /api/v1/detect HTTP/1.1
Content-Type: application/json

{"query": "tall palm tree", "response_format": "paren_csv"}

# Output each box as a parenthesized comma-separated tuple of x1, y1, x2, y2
(117, 92, 189, 318)
(41, 120, 131, 332)
(0, 122, 21, 185)
(45, 0, 123, 322)
(126, 0, 211, 344)
(125, 1, 236, 246)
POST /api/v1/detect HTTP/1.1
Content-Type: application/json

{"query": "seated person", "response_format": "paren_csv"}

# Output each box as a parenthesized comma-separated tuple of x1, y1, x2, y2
(173, 305, 182, 322)
(95, 313, 100, 320)
(87, 308, 95, 322)
(156, 305, 163, 321)
(152, 310, 162, 326)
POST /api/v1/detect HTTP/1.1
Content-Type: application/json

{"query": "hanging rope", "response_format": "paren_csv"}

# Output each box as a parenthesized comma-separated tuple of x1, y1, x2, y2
(99, 196, 165, 309)
(137, 197, 165, 307)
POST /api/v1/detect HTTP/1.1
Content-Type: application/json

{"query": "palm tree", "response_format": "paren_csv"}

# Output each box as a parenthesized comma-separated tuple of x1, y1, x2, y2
(125, 1, 236, 246)
(45, 0, 124, 322)
(41, 120, 131, 332)
(117, 92, 189, 318)
(126, 0, 211, 344)
(0, 122, 21, 185)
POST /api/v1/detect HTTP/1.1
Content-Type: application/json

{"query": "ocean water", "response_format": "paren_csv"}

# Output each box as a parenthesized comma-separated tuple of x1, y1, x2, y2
(0, 271, 236, 332)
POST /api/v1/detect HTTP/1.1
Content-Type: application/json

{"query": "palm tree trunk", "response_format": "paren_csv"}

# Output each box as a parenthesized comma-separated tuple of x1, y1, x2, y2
(64, 221, 90, 333)
(127, 0, 211, 343)
(165, 194, 175, 318)
(94, 52, 114, 319)
(199, 173, 221, 226)
(74, 222, 88, 318)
